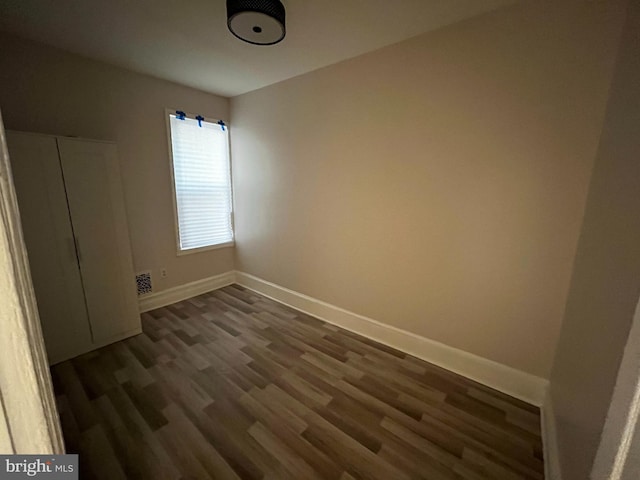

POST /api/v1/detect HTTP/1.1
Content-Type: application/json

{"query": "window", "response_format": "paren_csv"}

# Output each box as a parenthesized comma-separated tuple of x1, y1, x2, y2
(167, 111, 233, 253)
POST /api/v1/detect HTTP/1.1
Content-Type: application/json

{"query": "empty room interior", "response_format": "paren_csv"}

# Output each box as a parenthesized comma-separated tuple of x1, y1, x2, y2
(1, 0, 639, 479)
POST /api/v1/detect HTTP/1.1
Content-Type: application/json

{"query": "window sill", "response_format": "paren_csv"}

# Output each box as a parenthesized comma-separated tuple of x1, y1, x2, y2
(176, 241, 235, 256)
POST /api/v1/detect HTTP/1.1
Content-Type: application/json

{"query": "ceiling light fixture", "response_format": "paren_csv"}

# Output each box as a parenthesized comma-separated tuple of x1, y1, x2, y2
(226, 0, 286, 46)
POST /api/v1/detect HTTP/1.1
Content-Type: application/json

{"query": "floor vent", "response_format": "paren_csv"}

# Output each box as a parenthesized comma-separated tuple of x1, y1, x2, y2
(135, 271, 153, 296)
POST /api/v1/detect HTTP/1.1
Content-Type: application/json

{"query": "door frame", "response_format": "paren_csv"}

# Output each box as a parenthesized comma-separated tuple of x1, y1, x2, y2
(591, 294, 640, 479)
(0, 110, 64, 453)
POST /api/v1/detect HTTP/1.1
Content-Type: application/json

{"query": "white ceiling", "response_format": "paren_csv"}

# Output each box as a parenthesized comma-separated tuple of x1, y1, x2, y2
(0, 0, 517, 97)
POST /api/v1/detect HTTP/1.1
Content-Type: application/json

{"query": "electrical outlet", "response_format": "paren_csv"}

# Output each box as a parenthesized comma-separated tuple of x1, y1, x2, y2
(160, 268, 167, 278)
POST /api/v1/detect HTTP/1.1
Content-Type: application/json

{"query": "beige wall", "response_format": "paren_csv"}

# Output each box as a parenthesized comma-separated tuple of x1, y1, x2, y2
(550, 0, 640, 477)
(0, 33, 233, 292)
(231, 0, 627, 378)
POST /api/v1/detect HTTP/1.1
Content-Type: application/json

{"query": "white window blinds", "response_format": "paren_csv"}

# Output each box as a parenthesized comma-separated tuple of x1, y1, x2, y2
(169, 114, 233, 251)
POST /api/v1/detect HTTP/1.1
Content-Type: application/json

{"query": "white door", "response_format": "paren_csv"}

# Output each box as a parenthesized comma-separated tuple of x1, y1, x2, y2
(6, 132, 92, 364)
(57, 137, 140, 344)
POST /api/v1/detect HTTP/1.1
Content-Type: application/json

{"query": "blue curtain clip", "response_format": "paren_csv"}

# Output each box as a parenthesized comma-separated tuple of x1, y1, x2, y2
(175, 110, 186, 120)
(196, 115, 204, 127)
(217, 120, 226, 131)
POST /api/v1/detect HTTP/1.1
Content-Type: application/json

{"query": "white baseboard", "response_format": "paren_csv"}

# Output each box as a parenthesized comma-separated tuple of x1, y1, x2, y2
(138, 271, 235, 312)
(138, 269, 549, 406)
(235, 271, 549, 406)
(542, 390, 563, 480)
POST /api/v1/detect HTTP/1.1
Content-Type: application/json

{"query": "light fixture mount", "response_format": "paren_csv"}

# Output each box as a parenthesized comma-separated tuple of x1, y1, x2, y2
(226, 0, 286, 46)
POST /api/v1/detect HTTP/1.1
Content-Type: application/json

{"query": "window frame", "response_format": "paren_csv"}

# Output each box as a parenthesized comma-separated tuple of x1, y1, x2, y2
(164, 108, 234, 256)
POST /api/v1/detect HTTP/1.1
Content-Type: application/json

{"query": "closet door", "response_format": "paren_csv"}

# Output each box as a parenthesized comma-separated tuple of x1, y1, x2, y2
(57, 138, 140, 344)
(6, 132, 92, 363)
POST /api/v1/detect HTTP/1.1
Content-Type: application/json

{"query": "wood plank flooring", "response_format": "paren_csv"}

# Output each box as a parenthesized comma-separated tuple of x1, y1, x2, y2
(51, 284, 545, 479)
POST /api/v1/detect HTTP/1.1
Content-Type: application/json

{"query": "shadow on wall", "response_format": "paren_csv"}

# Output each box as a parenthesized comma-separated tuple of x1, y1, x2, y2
(548, 0, 640, 478)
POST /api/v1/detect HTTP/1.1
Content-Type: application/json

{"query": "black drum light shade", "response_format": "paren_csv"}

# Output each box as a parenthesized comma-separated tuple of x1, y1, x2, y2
(226, 0, 286, 45)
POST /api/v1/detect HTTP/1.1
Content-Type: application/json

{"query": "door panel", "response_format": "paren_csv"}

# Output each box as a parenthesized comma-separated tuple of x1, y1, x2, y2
(6, 132, 92, 363)
(57, 137, 139, 343)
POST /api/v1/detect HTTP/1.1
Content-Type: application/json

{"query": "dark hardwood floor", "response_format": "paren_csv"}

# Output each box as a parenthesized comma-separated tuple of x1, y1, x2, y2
(51, 284, 544, 479)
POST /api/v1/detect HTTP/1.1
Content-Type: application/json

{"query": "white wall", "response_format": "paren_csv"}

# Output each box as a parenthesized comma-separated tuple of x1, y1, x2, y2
(0, 33, 233, 292)
(230, 0, 627, 378)
(549, 0, 640, 477)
